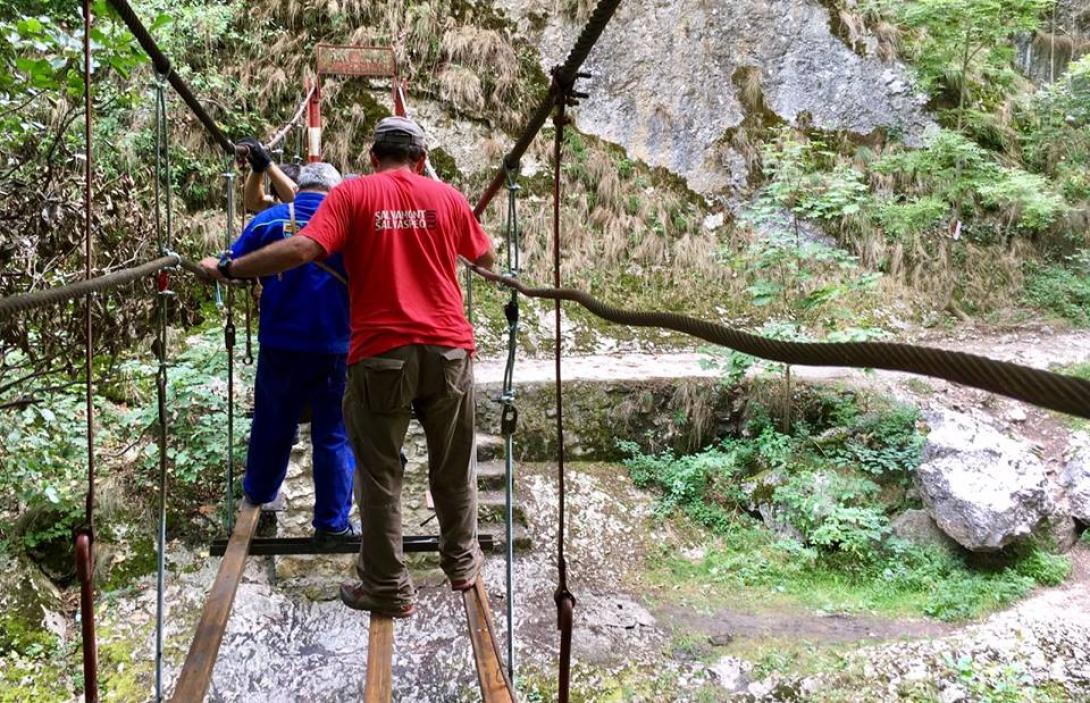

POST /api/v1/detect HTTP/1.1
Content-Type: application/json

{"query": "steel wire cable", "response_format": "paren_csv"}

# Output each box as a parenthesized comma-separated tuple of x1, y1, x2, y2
(466, 267, 1090, 422)
(0, 256, 183, 318)
(473, 0, 625, 219)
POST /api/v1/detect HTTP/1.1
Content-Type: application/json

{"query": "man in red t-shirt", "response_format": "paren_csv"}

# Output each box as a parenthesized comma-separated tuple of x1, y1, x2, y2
(203, 116, 496, 617)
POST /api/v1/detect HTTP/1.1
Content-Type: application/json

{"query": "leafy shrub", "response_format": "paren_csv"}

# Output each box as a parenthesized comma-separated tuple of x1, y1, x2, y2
(1011, 546, 1071, 586)
(976, 169, 1065, 233)
(832, 405, 924, 480)
(117, 327, 251, 487)
(622, 390, 923, 562)
(627, 387, 1071, 620)
(1023, 259, 1090, 326)
(773, 470, 888, 560)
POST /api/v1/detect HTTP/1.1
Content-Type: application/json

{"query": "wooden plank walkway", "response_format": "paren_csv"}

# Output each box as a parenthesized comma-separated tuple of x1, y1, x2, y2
(169, 501, 261, 702)
(463, 579, 516, 703)
(364, 615, 394, 702)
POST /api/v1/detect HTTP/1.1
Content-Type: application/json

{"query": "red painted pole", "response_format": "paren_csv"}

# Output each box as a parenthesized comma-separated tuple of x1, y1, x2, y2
(393, 80, 406, 118)
(307, 78, 321, 163)
(75, 531, 99, 702)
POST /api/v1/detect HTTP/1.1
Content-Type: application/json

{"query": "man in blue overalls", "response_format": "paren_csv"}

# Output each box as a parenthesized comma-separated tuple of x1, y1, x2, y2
(210, 158, 357, 540)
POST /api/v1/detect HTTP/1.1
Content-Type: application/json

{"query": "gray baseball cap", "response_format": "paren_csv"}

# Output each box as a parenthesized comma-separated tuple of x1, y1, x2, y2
(373, 116, 427, 150)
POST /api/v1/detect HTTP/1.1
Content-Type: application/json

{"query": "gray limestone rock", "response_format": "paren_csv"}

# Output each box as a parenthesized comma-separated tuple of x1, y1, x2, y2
(1062, 433, 1090, 524)
(498, 0, 933, 197)
(711, 655, 752, 693)
(916, 409, 1056, 552)
(890, 509, 962, 555)
(0, 553, 66, 642)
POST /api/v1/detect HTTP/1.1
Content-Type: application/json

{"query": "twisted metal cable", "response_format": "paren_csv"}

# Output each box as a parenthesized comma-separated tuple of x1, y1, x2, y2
(466, 266, 1090, 421)
(473, 0, 624, 218)
(0, 256, 182, 319)
(266, 85, 316, 151)
(105, 0, 234, 154)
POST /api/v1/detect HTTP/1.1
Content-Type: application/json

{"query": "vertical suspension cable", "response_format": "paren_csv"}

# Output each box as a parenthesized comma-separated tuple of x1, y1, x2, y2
(152, 74, 174, 703)
(500, 164, 522, 684)
(551, 95, 575, 703)
(223, 165, 237, 531)
(77, 1, 100, 699)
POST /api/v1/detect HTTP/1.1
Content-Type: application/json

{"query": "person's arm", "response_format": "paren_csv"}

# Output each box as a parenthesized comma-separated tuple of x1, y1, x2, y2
(473, 243, 497, 271)
(201, 236, 324, 281)
(238, 137, 297, 212)
(202, 182, 354, 280)
(267, 163, 297, 204)
(455, 190, 497, 270)
(242, 169, 275, 213)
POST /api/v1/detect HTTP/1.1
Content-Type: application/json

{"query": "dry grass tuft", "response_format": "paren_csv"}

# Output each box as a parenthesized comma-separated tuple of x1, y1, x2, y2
(838, 9, 866, 52)
(438, 65, 486, 114)
(875, 21, 899, 62)
(670, 380, 716, 451)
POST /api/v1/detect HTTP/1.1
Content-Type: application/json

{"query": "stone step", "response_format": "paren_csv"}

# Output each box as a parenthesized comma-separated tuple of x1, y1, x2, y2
(476, 433, 505, 462)
(477, 490, 528, 525)
(478, 521, 532, 551)
(476, 460, 509, 492)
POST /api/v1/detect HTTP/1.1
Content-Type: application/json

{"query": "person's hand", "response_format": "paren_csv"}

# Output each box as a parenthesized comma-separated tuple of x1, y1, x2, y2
(237, 137, 272, 173)
(200, 256, 226, 282)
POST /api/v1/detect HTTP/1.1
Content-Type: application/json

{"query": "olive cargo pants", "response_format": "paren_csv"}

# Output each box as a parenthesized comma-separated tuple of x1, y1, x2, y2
(342, 344, 481, 608)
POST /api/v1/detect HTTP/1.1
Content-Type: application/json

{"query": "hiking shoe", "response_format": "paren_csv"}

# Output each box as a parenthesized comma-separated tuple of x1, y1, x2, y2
(339, 581, 415, 618)
(313, 521, 361, 543)
(450, 574, 479, 592)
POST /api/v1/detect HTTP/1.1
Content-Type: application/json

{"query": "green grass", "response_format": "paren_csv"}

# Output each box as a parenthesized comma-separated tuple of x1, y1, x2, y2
(1024, 263, 1090, 327)
(645, 521, 1068, 621)
(625, 386, 1071, 622)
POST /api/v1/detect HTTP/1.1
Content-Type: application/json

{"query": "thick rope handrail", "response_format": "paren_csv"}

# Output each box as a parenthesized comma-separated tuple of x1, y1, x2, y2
(473, 0, 623, 219)
(0, 255, 227, 319)
(466, 265, 1090, 421)
(104, 0, 235, 154)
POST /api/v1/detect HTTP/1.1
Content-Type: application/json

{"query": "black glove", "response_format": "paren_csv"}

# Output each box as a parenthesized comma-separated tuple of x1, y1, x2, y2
(237, 137, 272, 173)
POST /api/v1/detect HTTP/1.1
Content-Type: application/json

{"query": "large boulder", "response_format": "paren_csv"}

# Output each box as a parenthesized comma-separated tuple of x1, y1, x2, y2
(916, 409, 1056, 552)
(0, 553, 66, 647)
(890, 509, 962, 555)
(1061, 433, 1090, 525)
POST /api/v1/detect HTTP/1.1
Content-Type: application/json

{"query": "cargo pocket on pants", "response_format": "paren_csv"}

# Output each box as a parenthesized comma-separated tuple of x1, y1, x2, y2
(438, 347, 470, 399)
(360, 357, 409, 414)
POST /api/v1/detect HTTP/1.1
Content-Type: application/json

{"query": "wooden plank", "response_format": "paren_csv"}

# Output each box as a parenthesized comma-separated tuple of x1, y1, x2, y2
(364, 615, 394, 702)
(169, 501, 261, 703)
(463, 579, 516, 703)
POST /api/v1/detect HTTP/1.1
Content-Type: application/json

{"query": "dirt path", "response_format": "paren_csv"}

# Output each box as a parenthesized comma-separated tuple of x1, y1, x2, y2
(657, 603, 954, 646)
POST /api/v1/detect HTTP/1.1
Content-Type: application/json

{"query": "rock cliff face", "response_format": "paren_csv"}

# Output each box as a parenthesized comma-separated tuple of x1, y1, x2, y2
(495, 0, 932, 198)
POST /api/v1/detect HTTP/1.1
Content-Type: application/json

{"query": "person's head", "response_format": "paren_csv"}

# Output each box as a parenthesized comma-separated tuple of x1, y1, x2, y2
(295, 162, 342, 193)
(369, 116, 427, 174)
(279, 162, 301, 184)
(266, 162, 302, 203)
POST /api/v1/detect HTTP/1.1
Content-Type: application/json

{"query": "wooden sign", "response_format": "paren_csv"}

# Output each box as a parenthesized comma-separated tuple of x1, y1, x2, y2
(316, 44, 397, 78)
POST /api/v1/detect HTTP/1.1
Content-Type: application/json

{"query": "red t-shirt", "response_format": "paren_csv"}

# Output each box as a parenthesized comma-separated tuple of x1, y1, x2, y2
(301, 169, 491, 363)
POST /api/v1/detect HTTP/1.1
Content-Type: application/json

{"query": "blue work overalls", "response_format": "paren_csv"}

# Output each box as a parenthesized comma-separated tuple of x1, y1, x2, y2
(231, 191, 354, 532)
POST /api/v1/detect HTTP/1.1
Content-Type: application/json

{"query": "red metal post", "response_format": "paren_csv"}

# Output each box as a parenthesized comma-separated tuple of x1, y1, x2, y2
(75, 530, 99, 702)
(307, 78, 322, 163)
(393, 80, 406, 118)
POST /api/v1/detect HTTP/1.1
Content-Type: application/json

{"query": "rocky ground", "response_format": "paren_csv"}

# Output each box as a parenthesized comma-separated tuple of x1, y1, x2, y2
(11, 325, 1090, 702)
(99, 461, 1090, 702)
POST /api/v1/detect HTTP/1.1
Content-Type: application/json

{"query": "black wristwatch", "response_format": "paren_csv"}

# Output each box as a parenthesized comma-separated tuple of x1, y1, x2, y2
(217, 254, 235, 280)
